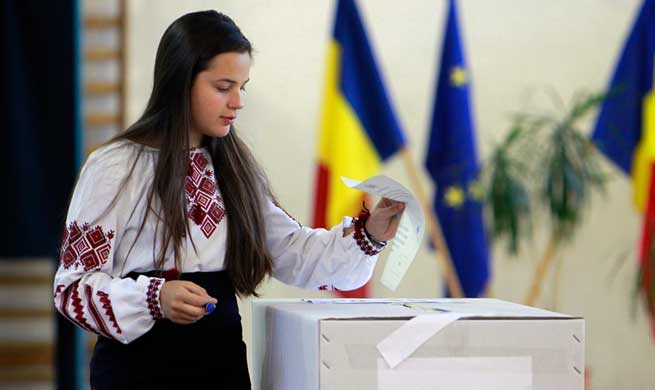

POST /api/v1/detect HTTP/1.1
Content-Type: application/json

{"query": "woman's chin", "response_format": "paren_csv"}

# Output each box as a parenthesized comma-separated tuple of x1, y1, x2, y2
(208, 125, 231, 138)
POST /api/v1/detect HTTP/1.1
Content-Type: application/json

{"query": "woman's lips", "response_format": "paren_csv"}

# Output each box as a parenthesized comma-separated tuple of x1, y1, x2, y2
(220, 116, 235, 125)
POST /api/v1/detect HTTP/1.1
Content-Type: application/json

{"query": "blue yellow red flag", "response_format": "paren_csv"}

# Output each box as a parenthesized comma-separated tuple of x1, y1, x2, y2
(312, 0, 406, 297)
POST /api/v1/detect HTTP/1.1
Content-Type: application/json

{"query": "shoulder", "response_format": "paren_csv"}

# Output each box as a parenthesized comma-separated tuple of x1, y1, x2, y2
(78, 140, 154, 190)
(84, 140, 155, 176)
(86, 140, 141, 169)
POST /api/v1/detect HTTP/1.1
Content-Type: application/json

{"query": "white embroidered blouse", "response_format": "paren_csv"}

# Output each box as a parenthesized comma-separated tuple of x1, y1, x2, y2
(53, 140, 380, 344)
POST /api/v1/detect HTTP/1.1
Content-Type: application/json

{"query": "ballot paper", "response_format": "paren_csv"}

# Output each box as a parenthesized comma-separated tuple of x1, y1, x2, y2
(342, 175, 424, 290)
(376, 312, 463, 368)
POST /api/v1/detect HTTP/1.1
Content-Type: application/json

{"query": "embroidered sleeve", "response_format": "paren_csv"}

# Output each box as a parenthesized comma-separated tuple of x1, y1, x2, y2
(263, 197, 380, 291)
(146, 278, 165, 320)
(53, 148, 165, 344)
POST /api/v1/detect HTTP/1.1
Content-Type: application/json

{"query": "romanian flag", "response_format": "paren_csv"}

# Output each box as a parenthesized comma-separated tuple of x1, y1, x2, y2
(591, 0, 655, 337)
(312, 0, 406, 297)
(424, 0, 489, 298)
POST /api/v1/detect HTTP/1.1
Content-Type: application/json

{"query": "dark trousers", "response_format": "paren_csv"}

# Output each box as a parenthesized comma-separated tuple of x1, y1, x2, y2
(90, 271, 251, 389)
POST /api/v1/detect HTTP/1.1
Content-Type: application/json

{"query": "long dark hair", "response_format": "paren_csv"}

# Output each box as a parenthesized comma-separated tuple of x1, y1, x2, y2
(112, 10, 272, 296)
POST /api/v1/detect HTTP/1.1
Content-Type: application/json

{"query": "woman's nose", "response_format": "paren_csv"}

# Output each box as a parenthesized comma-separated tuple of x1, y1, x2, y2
(228, 90, 244, 110)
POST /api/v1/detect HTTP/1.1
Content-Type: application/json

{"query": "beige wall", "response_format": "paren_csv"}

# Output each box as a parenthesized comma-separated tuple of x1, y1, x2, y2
(126, 1, 654, 388)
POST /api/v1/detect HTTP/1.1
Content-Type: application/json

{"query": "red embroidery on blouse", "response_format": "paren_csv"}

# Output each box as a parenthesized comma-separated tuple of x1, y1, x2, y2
(59, 285, 77, 327)
(160, 268, 180, 281)
(84, 284, 112, 339)
(54, 284, 66, 298)
(192, 152, 208, 171)
(185, 150, 225, 238)
(96, 290, 122, 334)
(69, 281, 94, 332)
(147, 278, 164, 320)
(60, 221, 114, 271)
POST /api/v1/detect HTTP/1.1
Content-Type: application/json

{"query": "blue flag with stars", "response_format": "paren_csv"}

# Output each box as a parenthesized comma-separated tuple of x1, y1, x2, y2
(424, 0, 490, 297)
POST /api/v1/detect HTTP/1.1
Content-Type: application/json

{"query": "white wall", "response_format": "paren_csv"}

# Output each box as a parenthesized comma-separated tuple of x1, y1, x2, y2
(126, 1, 654, 388)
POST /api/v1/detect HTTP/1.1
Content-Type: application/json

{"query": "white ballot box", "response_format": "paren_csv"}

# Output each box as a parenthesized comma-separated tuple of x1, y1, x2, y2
(251, 299, 584, 390)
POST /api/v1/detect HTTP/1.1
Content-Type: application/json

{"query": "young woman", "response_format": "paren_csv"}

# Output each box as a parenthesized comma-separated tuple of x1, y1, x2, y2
(53, 10, 404, 389)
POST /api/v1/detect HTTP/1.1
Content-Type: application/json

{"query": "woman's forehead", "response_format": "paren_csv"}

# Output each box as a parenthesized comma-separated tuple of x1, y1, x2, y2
(204, 52, 251, 79)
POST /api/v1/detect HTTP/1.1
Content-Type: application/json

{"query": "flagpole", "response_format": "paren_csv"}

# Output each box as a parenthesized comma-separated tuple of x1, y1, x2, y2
(523, 236, 560, 306)
(399, 147, 464, 298)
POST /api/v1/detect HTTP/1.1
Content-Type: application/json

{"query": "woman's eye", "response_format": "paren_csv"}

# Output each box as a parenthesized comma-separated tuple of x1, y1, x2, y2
(217, 87, 230, 93)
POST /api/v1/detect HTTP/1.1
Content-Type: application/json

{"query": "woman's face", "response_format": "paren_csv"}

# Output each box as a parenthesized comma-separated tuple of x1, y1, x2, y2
(189, 51, 251, 145)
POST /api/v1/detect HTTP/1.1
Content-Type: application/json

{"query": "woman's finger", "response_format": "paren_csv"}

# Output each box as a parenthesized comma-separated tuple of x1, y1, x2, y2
(387, 214, 401, 235)
(180, 290, 214, 307)
(377, 197, 393, 208)
(177, 303, 206, 318)
(168, 312, 196, 324)
(373, 202, 405, 218)
(183, 282, 216, 301)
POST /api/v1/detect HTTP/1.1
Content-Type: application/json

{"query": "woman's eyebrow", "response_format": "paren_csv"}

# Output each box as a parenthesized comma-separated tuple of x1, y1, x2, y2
(213, 78, 250, 85)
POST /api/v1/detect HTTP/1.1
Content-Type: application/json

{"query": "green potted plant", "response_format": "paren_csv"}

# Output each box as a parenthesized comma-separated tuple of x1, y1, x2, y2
(480, 91, 609, 306)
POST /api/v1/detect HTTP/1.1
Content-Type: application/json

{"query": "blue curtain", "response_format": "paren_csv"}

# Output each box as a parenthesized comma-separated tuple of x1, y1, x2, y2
(1, 0, 79, 257)
(2, 1, 83, 389)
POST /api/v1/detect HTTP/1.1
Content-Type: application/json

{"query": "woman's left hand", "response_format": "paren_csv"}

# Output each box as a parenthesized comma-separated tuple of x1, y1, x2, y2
(365, 198, 405, 242)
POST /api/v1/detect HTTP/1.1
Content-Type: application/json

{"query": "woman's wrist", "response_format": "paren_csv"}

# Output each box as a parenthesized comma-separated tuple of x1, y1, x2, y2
(363, 221, 386, 248)
(352, 206, 386, 255)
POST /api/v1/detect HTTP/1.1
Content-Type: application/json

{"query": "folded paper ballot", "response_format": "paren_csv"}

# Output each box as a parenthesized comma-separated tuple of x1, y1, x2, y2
(341, 175, 424, 290)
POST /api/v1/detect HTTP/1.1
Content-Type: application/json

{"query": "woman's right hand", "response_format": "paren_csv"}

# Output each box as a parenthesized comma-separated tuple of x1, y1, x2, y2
(159, 280, 218, 324)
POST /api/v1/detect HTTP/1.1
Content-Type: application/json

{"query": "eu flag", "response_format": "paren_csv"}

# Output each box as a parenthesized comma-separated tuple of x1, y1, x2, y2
(424, 0, 490, 297)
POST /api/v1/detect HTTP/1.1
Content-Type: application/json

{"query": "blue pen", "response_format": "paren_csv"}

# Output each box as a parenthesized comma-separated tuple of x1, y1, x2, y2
(205, 302, 216, 314)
